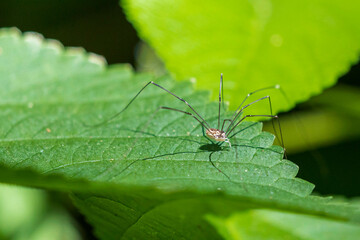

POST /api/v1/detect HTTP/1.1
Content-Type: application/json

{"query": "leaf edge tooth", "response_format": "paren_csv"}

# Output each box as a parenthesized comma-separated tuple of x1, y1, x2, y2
(0, 27, 21, 37)
(23, 31, 45, 46)
(271, 160, 299, 178)
(272, 178, 315, 197)
(88, 52, 108, 67)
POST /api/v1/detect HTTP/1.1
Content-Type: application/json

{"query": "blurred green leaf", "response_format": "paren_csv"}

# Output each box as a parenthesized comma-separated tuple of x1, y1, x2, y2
(207, 209, 360, 240)
(310, 84, 360, 118)
(0, 184, 46, 238)
(0, 184, 81, 240)
(136, 42, 167, 76)
(0, 28, 359, 239)
(263, 84, 360, 153)
(122, 0, 360, 114)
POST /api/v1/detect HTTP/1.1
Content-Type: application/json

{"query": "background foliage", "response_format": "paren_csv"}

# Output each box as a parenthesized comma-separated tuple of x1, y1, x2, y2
(0, 0, 359, 239)
(123, 0, 360, 113)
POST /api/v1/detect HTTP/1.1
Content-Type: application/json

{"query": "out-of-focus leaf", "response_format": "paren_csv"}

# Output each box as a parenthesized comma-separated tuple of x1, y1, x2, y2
(263, 84, 360, 153)
(0, 184, 81, 240)
(207, 209, 360, 240)
(122, 0, 360, 114)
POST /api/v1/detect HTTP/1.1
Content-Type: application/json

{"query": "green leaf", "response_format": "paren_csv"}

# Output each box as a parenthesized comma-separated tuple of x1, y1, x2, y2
(207, 209, 360, 240)
(264, 84, 360, 153)
(0, 184, 81, 240)
(0, 28, 359, 239)
(122, 0, 360, 113)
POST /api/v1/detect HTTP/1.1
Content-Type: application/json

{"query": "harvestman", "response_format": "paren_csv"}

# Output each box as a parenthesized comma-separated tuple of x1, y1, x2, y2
(89, 74, 285, 153)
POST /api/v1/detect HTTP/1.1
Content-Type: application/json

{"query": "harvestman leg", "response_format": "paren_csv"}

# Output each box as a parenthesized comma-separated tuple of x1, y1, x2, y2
(227, 114, 286, 157)
(226, 96, 273, 133)
(225, 95, 284, 148)
(219, 89, 285, 155)
(158, 106, 210, 131)
(137, 105, 236, 183)
(221, 119, 232, 132)
(225, 84, 288, 143)
(216, 79, 285, 150)
(161, 107, 223, 145)
(228, 114, 277, 135)
(217, 76, 281, 133)
(229, 85, 282, 124)
(87, 81, 211, 129)
(218, 73, 224, 130)
(131, 104, 209, 138)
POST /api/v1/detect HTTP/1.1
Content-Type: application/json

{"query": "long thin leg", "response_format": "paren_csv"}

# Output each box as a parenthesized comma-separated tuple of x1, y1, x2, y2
(227, 95, 284, 153)
(221, 119, 232, 132)
(158, 107, 219, 145)
(159, 106, 210, 131)
(221, 74, 225, 111)
(85, 81, 211, 129)
(218, 73, 223, 130)
(225, 95, 271, 134)
(227, 85, 286, 131)
(151, 82, 211, 128)
(230, 85, 281, 117)
(132, 106, 211, 145)
(228, 114, 277, 136)
(227, 114, 285, 155)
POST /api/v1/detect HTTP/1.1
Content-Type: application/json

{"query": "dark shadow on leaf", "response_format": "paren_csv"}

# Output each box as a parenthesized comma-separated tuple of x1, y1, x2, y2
(208, 151, 231, 181)
(176, 137, 207, 146)
(87, 121, 265, 193)
(199, 143, 222, 152)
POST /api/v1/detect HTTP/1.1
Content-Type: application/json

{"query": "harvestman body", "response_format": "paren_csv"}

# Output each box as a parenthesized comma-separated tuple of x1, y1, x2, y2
(90, 74, 285, 152)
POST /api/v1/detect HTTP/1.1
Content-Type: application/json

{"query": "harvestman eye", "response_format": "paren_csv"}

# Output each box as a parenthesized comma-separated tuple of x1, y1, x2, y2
(88, 74, 286, 154)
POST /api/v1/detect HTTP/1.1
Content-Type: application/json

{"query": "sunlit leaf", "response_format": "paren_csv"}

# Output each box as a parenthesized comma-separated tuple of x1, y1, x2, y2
(122, 0, 360, 114)
(207, 209, 360, 240)
(0, 184, 81, 240)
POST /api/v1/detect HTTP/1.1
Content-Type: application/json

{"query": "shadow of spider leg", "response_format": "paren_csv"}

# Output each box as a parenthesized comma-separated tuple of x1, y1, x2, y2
(228, 131, 285, 188)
